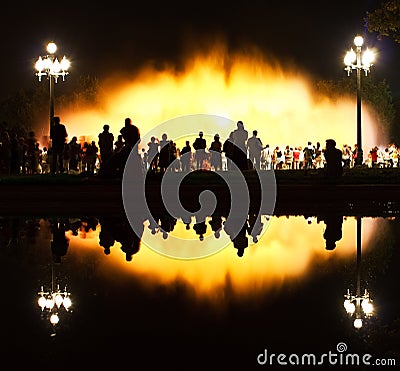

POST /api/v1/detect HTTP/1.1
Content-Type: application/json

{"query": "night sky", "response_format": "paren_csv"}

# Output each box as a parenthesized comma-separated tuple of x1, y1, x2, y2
(1, 0, 400, 101)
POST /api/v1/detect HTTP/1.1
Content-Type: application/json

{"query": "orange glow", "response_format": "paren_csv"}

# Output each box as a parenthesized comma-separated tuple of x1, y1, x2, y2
(66, 216, 376, 303)
(51, 45, 385, 151)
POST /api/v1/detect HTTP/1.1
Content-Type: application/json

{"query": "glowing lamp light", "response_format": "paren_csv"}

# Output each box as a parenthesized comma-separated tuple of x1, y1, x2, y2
(47, 42, 57, 54)
(344, 49, 356, 66)
(344, 287, 373, 329)
(362, 49, 375, 67)
(354, 35, 364, 47)
(63, 296, 72, 310)
(353, 318, 363, 329)
(362, 299, 373, 315)
(37, 284, 72, 326)
(344, 301, 355, 315)
(60, 56, 70, 71)
(50, 313, 60, 325)
(46, 298, 55, 310)
(38, 296, 47, 310)
(55, 293, 64, 308)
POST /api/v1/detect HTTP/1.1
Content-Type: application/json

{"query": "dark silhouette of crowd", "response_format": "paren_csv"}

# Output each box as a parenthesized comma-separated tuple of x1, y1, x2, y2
(2, 116, 400, 178)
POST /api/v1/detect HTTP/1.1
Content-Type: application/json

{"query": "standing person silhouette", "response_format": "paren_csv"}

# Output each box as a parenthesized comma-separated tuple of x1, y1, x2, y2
(50, 116, 68, 174)
(98, 124, 114, 169)
(223, 131, 235, 171)
(120, 117, 140, 149)
(180, 140, 192, 172)
(118, 117, 141, 173)
(247, 130, 263, 170)
(193, 131, 207, 170)
(324, 139, 343, 178)
(209, 134, 223, 171)
(232, 120, 248, 171)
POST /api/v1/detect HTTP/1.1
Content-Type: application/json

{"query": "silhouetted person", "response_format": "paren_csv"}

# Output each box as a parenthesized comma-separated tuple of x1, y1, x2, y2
(99, 119, 141, 178)
(115, 217, 142, 262)
(158, 133, 171, 172)
(247, 212, 264, 243)
(114, 135, 125, 153)
(232, 121, 248, 171)
(209, 214, 223, 239)
(68, 136, 80, 172)
(324, 139, 343, 178)
(98, 124, 114, 169)
(223, 131, 235, 171)
(51, 219, 69, 264)
(50, 116, 68, 174)
(318, 214, 343, 250)
(247, 130, 263, 170)
(209, 134, 222, 171)
(193, 220, 207, 241)
(81, 216, 99, 232)
(180, 140, 192, 172)
(233, 224, 249, 257)
(224, 216, 249, 257)
(193, 131, 207, 170)
(66, 217, 82, 236)
(120, 117, 140, 149)
(25, 131, 38, 174)
(147, 136, 160, 172)
(159, 210, 177, 236)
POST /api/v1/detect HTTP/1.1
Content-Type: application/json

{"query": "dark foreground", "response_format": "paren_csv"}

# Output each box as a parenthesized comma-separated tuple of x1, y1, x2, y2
(1, 167, 400, 216)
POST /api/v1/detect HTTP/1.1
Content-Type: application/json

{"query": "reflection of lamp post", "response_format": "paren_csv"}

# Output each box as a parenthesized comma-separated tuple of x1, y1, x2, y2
(343, 217, 374, 329)
(35, 42, 70, 137)
(37, 260, 72, 330)
(344, 35, 375, 166)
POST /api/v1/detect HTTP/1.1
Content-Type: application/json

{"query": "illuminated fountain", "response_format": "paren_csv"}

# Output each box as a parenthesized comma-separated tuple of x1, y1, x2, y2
(49, 45, 384, 153)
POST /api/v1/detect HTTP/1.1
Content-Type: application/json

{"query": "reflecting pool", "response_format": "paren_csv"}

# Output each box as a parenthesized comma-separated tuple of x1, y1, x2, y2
(0, 212, 399, 370)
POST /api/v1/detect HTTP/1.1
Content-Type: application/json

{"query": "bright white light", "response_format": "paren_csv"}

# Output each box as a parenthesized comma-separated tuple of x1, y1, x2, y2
(362, 300, 373, 315)
(60, 56, 70, 71)
(52, 59, 61, 73)
(38, 296, 47, 310)
(353, 318, 363, 329)
(47, 42, 57, 54)
(362, 49, 375, 67)
(50, 313, 59, 325)
(55, 294, 64, 308)
(63, 296, 72, 310)
(45, 298, 54, 309)
(345, 302, 355, 315)
(35, 57, 44, 72)
(344, 49, 356, 66)
(354, 35, 364, 47)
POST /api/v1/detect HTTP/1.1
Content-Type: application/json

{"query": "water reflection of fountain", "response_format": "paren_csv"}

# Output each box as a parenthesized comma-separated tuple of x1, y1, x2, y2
(343, 217, 374, 329)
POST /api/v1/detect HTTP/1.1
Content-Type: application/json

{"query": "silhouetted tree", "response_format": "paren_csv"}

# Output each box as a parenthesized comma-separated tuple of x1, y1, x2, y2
(367, 0, 400, 43)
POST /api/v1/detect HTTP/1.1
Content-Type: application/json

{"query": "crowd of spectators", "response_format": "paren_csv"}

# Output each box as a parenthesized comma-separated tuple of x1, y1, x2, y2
(0, 117, 399, 176)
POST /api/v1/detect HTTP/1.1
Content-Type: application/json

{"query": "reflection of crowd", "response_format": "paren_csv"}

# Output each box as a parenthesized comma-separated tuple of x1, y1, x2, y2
(0, 211, 346, 262)
(0, 212, 270, 260)
(1, 117, 399, 175)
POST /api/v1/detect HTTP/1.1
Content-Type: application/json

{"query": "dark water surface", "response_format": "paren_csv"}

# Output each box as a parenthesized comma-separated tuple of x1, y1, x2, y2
(0, 211, 399, 370)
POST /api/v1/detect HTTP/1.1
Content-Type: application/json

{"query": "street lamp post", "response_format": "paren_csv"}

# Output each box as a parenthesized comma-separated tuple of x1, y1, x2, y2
(35, 42, 70, 138)
(344, 35, 375, 166)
